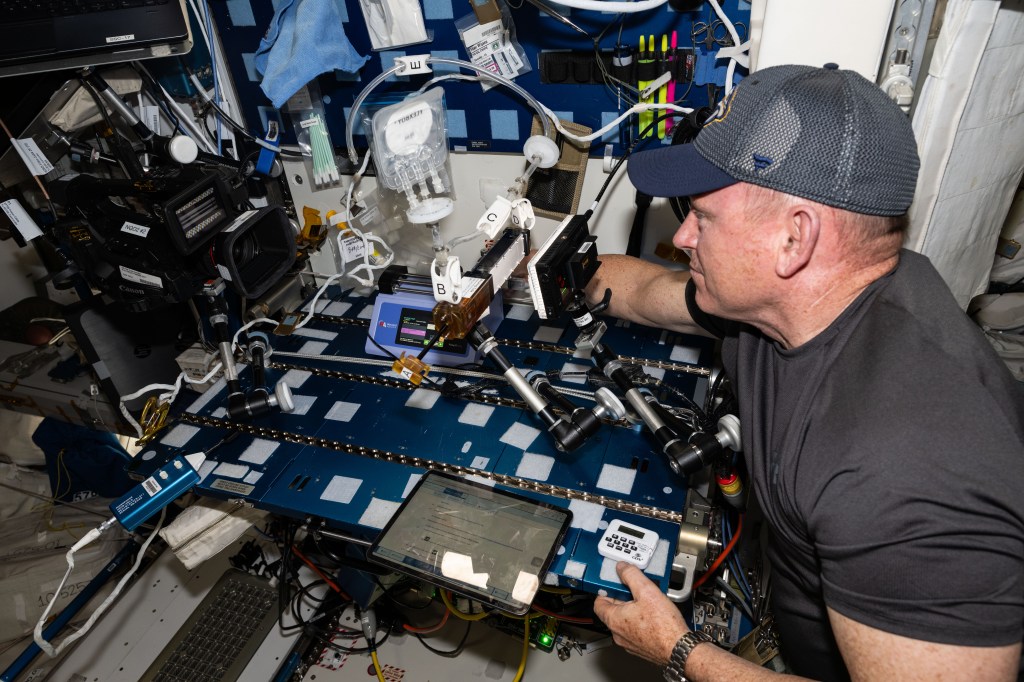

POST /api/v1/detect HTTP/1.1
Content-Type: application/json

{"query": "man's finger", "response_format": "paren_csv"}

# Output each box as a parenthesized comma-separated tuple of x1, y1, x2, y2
(615, 561, 650, 592)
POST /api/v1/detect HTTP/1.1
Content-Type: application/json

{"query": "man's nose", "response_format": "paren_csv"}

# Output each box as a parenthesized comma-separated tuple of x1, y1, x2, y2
(673, 211, 698, 251)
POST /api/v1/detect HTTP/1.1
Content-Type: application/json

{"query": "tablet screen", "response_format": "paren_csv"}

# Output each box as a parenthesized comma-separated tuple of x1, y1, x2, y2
(368, 471, 572, 615)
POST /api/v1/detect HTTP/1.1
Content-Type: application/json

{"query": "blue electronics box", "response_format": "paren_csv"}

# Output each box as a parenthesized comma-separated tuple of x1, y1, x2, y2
(365, 290, 505, 366)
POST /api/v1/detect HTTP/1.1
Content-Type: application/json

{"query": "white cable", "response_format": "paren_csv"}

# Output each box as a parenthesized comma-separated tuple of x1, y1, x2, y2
(133, 61, 217, 153)
(231, 317, 279, 354)
(541, 101, 692, 144)
(296, 274, 344, 329)
(345, 150, 374, 223)
(185, 0, 211, 50)
(117, 360, 225, 438)
(34, 509, 166, 658)
(337, 225, 395, 286)
(337, 151, 395, 286)
(539, 0, 667, 12)
(707, 0, 744, 96)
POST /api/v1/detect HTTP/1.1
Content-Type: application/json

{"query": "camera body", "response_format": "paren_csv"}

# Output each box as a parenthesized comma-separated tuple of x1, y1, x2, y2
(52, 165, 295, 312)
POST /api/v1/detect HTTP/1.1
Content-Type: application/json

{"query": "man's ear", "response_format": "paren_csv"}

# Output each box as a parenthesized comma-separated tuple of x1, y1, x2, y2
(775, 203, 821, 278)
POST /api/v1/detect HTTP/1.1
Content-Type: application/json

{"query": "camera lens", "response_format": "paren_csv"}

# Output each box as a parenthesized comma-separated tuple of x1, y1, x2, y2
(231, 230, 261, 265)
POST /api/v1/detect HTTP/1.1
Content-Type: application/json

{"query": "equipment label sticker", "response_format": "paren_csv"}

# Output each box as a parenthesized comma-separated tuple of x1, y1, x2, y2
(11, 137, 54, 176)
(340, 234, 365, 263)
(222, 209, 257, 233)
(0, 199, 42, 242)
(120, 221, 150, 238)
(460, 276, 486, 298)
(119, 265, 163, 289)
(142, 477, 161, 496)
(209, 479, 255, 496)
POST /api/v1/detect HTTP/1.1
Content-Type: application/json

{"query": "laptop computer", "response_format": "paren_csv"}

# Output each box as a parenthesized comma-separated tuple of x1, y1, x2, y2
(0, 0, 191, 77)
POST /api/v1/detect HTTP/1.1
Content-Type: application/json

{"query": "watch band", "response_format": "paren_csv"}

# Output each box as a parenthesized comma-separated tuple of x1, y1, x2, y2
(663, 630, 714, 682)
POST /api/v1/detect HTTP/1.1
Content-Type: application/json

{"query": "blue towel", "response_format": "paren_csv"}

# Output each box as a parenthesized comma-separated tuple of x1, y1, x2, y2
(254, 0, 369, 109)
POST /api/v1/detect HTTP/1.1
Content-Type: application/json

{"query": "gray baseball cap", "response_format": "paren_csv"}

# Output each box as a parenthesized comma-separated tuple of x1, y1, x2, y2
(627, 63, 920, 216)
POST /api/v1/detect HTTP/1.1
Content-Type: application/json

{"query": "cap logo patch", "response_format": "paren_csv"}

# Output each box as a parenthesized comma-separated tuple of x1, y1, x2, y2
(704, 89, 737, 128)
(752, 154, 773, 170)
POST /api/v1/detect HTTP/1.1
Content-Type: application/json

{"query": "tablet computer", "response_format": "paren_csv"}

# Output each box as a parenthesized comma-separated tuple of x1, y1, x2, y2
(368, 471, 572, 615)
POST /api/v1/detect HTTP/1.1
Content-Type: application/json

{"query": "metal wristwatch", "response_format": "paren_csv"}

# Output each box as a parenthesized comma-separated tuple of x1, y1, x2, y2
(663, 630, 715, 682)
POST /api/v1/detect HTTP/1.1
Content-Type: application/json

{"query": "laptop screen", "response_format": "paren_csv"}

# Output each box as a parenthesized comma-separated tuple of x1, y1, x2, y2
(0, 0, 191, 78)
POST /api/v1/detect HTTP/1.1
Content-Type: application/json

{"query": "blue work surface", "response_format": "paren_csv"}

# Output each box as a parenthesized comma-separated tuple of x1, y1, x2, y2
(145, 288, 713, 600)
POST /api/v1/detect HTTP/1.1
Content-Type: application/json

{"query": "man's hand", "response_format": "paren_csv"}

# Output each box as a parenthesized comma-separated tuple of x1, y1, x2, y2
(593, 561, 689, 666)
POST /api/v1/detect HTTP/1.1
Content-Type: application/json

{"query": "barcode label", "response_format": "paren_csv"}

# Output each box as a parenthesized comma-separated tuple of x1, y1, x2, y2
(142, 477, 161, 496)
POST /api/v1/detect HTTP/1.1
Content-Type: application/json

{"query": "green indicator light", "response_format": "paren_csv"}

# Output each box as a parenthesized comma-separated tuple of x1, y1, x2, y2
(539, 634, 552, 645)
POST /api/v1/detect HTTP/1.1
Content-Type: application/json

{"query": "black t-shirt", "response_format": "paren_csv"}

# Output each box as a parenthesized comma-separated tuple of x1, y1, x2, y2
(686, 250, 1024, 680)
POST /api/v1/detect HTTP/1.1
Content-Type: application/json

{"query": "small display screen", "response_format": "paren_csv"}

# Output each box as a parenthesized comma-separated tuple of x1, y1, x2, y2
(619, 524, 646, 539)
(368, 472, 572, 615)
(394, 307, 467, 354)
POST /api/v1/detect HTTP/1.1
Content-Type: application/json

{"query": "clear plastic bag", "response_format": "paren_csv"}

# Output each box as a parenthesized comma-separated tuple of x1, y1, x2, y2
(284, 81, 339, 189)
(358, 0, 430, 50)
(365, 88, 455, 225)
(455, 0, 531, 92)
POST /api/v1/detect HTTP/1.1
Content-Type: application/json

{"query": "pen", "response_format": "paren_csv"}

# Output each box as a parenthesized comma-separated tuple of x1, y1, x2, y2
(666, 31, 677, 136)
(637, 35, 656, 138)
(658, 34, 668, 139)
(637, 35, 649, 139)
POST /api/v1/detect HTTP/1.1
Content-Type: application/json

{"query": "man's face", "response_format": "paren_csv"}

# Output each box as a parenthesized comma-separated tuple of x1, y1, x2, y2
(672, 183, 776, 321)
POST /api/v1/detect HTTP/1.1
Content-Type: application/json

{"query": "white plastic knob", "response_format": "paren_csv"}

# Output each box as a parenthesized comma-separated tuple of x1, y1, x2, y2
(275, 381, 295, 413)
(523, 135, 560, 169)
(167, 135, 199, 164)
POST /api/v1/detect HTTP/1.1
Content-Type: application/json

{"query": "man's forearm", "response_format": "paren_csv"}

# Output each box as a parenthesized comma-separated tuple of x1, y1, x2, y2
(586, 254, 705, 335)
(684, 643, 813, 682)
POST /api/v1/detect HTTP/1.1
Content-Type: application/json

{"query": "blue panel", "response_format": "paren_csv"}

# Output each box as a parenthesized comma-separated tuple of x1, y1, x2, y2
(241, 53, 259, 82)
(333, 0, 350, 23)
(553, 110, 573, 123)
(423, 0, 454, 21)
(489, 109, 519, 140)
(447, 109, 467, 138)
(601, 111, 618, 143)
(206, 0, 751, 156)
(429, 49, 461, 74)
(142, 287, 715, 598)
(225, 0, 256, 26)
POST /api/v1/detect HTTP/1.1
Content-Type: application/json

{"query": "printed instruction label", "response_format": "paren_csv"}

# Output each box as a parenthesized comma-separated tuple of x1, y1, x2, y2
(120, 221, 150, 238)
(119, 265, 163, 289)
(0, 199, 42, 242)
(460, 276, 487, 299)
(463, 20, 524, 86)
(209, 479, 256, 496)
(11, 137, 54, 176)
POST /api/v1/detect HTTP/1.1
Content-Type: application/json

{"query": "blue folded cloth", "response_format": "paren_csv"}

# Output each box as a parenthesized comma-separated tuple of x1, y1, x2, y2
(254, 0, 369, 109)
